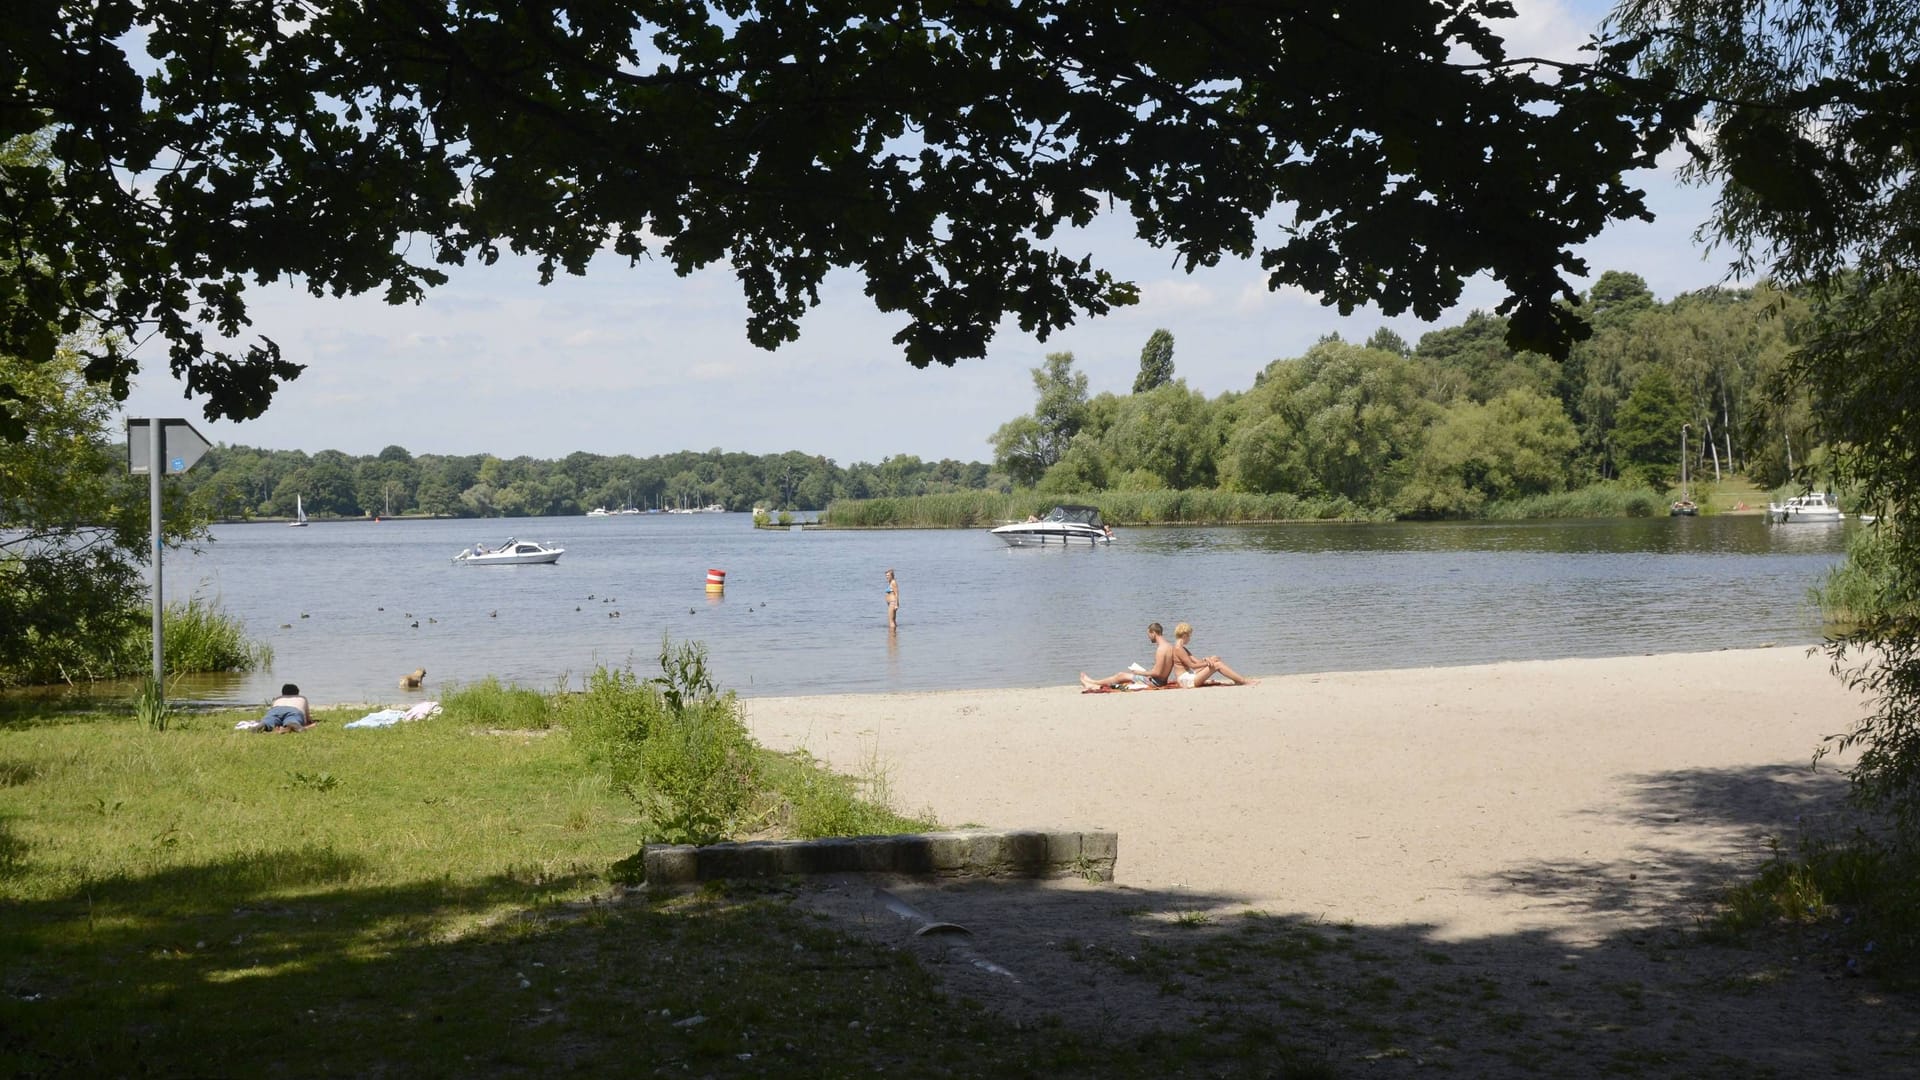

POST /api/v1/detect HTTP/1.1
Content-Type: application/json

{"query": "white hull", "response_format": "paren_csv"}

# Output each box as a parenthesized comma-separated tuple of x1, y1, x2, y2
(1767, 492, 1843, 523)
(1767, 507, 1844, 523)
(454, 540, 564, 565)
(990, 524, 1112, 546)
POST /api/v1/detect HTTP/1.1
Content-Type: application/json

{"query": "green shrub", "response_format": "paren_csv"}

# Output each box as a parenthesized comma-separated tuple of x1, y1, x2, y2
(554, 643, 930, 847)
(554, 646, 758, 845)
(634, 693, 759, 845)
(553, 663, 664, 791)
(1713, 832, 1919, 986)
(441, 676, 553, 729)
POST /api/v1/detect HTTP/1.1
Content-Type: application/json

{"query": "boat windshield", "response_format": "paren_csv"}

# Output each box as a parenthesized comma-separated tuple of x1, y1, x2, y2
(1047, 505, 1104, 527)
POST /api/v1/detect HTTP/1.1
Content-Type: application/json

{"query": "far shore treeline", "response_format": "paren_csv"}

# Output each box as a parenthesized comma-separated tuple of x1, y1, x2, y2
(158, 272, 1827, 528)
(959, 272, 1824, 525)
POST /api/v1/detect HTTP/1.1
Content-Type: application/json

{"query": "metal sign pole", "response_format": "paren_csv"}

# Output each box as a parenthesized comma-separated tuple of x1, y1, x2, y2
(126, 416, 210, 712)
(149, 418, 165, 695)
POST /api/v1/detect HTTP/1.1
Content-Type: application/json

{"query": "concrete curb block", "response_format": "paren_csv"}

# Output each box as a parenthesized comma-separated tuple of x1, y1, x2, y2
(641, 829, 1118, 887)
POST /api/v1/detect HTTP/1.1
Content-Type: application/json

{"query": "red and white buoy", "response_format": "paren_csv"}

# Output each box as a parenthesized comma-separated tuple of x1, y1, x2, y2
(705, 568, 726, 593)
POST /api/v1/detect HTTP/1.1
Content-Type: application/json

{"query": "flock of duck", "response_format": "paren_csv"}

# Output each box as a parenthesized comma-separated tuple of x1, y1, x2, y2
(276, 593, 769, 629)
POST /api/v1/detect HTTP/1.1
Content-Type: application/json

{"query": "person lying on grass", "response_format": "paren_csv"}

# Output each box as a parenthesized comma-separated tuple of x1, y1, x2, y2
(258, 683, 315, 733)
(1081, 623, 1177, 691)
(1171, 622, 1259, 687)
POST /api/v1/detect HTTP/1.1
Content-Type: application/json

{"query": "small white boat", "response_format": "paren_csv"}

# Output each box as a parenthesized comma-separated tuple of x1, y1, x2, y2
(453, 538, 564, 565)
(586, 507, 612, 517)
(289, 494, 309, 527)
(701, 503, 727, 513)
(989, 504, 1114, 547)
(1767, 491, 1844, 523)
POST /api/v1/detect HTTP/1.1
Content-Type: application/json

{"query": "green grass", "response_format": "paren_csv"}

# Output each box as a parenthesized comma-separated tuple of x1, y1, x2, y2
(0, 694, 952, 1075)
(823, 489, 1383, 528)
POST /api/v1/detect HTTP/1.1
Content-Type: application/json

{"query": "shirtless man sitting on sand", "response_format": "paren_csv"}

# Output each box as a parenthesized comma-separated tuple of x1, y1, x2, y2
(1081, 623, 1177, 691)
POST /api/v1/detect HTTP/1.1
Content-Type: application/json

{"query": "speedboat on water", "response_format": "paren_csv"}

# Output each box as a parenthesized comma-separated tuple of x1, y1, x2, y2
(453, 538, 564, 565)
(989, 504, 1114, 547)
(1767, 491, 1844, 523)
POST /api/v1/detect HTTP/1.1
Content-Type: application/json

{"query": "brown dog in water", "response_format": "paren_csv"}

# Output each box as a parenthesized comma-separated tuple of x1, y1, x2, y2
(399, 668, 427, 689)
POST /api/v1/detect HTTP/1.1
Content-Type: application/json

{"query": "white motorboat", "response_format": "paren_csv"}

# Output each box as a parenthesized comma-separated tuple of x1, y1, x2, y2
(586, 507, 612, 517)
(453, 538, 564, 565)
(1767, 491, 1844, 523)
(989, 504, 1114, 547)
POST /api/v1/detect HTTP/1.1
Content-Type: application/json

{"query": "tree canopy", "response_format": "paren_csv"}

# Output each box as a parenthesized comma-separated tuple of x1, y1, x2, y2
(2, 1, 1692, 434)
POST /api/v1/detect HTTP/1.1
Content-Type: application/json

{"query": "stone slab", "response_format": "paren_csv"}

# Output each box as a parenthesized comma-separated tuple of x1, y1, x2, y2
(639, 829, 1118, 887)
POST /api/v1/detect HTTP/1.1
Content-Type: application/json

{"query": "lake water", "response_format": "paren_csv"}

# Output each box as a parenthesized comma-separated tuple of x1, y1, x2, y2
(136, 512, 1852, 707)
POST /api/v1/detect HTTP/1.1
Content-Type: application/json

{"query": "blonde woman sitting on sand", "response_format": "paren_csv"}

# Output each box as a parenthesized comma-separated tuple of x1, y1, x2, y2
(1171, 623, 1257, 687)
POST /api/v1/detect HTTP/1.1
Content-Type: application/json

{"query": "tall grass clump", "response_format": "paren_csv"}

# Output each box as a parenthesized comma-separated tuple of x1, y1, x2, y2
(155, 596, 273, 673)
(554, 639, 759, 845)
(554, 638, 931, 847)
(131, 672, 172, 731)
(441, 676, 553, 729)
(824, 489, 1384, 528)
(1814, 524, 1910, 633)
(1482, 482, 1663, 520)
(1711, 832, 1920, 986)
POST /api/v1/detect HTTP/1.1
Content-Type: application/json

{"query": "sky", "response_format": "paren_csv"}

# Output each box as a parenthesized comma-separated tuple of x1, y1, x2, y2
(111, 1, 1731, 467)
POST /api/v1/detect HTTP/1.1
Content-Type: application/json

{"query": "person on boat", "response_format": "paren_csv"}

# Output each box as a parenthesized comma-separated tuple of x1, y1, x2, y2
(1170, 623, 1258, 687)
(885, 568, 900, 631)
(258, 683, 314, 732)
(1081, 623, 1177, 691)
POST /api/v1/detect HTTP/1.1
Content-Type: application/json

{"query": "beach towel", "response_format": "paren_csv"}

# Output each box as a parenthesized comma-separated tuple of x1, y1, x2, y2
(344, 709, 408, 729)
(343, 701, 443, 729)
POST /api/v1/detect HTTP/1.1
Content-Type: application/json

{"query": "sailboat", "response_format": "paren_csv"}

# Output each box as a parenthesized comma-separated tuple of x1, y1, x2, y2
(1670, 424, 1698, 516)
(289, 494, 309, 527)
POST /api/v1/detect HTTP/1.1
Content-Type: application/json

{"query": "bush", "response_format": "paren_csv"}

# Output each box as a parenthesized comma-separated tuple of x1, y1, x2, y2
(1713, 832, 1920, 986)
(634, 693, 760, 845)
(441, 676, 553, 729)
(554, 644, 759, 845)
(549, 640, 936, 848)
(553, 664, 664, 791)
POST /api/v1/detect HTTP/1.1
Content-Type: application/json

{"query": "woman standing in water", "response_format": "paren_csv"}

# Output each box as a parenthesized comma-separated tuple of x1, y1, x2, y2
(885, 568, 900, 630)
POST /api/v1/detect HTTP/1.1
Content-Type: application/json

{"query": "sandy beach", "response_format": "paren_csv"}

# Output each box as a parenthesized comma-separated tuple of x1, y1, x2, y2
(737, 647, 1920, 1074)
(746, 646, 1866, 942)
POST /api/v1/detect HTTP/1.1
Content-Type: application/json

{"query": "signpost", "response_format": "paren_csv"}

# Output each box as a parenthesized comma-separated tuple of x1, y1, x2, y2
(127, 419, 213, 704)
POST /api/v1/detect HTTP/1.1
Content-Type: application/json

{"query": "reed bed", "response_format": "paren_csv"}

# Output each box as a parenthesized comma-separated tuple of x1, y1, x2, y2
(152, 595, 274, 673)
(823, 489, 1385, 528)
(1481, 483, 1665, 520)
